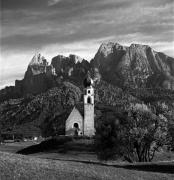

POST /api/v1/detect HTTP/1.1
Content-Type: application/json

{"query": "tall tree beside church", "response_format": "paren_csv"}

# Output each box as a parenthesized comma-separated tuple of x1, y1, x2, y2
(95, 113, 120, 160)
(95, 109, 168, 162)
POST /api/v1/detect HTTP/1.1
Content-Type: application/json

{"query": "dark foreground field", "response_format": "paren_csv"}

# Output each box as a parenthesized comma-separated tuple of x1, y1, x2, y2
(0, 151, 174, 180)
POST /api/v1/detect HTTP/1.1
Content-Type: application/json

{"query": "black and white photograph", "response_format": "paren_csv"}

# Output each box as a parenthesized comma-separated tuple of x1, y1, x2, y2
(0, 0, 174, 179)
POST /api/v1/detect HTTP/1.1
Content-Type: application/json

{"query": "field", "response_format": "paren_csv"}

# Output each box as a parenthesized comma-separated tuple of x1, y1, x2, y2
(0, 142, 36, 153)
(0, 141, 174, 180)
(0, 151, 174, 180)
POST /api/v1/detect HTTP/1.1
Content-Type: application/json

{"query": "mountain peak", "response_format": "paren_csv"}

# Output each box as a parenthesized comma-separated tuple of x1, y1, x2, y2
(99, 41, 124, 50)
(25, 53, 54, 78)
(130, 43, 151, 49)
(29, 53, 48, 66)
(69, 54, 83, 63)
(93, 41, 174, 89)
(97, 41, 127, 57)
(55, 55, 67, 59)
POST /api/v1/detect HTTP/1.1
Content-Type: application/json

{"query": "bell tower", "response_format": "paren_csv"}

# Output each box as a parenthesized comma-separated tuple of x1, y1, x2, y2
(83, 72, 95, 136)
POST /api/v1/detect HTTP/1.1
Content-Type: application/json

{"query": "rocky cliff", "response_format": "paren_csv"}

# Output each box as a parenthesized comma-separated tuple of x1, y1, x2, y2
(0, 42, 174, 102)
(24, 53, 55, 77)
(0, 53, 57, 101)
(91, 42, 174, 89)
(20, 53, 57, 95)
(51, 54, 91, 85)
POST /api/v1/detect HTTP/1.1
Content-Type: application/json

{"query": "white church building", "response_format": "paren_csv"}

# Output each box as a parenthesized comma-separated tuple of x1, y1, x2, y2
(65, 74, 95, 137)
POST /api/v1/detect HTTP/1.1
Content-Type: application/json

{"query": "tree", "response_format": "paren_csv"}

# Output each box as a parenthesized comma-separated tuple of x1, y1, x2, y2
(152, 102, 174, 151)
(168, 121, 174, 150)
(166, 111, 174, 150)
(95, 112, 120, 160)
(95, 109, 168, 162)
(120, 109, 168, 162)
(40, 116, 55, 138)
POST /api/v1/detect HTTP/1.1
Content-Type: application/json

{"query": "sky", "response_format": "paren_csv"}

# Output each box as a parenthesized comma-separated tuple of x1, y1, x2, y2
(0, 0, 174, 89)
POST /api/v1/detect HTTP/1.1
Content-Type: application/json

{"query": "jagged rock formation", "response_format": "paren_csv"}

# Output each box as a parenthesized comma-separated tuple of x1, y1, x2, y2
(51, 54, 91, 85)
(0, 42, 174, 103)
(11, 53, 57, 98)
(0, 54, 57, 101)
(18, 53, 56, 94)
(25, 53, 55, 77)
(91, 42, 174, 89)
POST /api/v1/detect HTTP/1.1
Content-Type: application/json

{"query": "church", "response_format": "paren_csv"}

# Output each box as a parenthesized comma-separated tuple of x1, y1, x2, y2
(65, 74, 95, 137)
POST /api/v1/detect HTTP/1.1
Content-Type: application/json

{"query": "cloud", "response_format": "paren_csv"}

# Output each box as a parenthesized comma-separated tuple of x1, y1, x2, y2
(1, 0, 48, 10)
(0, 51, 35, 89)
(48, 0, 62, 6)
(0, 0, 174, 88)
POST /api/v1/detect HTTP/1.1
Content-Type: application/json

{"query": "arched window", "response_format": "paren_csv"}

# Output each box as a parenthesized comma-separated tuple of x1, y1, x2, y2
(87, 97, 91, 104)
(74, 123, 79, 129)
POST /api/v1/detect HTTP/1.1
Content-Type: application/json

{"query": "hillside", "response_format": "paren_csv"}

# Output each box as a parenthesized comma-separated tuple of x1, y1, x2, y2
(0, 42, 174, 137)
(0, 82, 81, 136)
(0, 80, 138, 137)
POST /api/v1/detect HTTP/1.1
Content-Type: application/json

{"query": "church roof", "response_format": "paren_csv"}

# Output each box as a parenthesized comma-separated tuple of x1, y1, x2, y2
(74, 102, 84, 117)
(66, 107, 83, 122)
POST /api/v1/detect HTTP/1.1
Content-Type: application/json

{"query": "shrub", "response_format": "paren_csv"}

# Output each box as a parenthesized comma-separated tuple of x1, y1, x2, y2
(95, 114, 120, 160)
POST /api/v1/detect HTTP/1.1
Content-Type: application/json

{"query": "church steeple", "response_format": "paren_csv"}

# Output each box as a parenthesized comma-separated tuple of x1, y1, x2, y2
(83, 72, 95, 136)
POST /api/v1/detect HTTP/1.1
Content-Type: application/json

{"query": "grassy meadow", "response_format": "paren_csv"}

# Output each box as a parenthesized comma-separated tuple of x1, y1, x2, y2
(0, 151, 174, 180)
(0, 139, 174, 180)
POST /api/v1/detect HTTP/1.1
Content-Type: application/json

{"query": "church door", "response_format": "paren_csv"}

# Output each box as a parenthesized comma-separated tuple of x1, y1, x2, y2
(74, 123, 79, 136)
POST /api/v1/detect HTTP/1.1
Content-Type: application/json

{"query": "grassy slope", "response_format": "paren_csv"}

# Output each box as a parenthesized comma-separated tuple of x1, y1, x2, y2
(0, 151, 174, 180)
(0, 142, 36, 153)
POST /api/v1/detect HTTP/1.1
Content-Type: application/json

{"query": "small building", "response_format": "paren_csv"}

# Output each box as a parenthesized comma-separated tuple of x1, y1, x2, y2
(65, 73, 95, 136)
(65, 107, 83, 136)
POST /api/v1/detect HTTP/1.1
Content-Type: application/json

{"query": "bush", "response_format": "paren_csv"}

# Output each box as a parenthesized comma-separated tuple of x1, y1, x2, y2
(168, 120, 174, 151)
(95, 114, 120, 160)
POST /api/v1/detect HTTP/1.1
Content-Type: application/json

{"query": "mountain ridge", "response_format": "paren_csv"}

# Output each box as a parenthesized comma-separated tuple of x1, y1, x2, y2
(92, 42, 174, 89)
(0, 42, 174, 102)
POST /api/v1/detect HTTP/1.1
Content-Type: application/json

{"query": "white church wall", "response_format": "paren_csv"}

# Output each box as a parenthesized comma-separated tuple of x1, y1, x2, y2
(65, 107, 83, 136)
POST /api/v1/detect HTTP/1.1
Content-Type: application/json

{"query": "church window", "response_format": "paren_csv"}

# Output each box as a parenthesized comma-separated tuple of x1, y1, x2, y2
(88, 90, 90, 94)
(87, 97, 91, 104)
